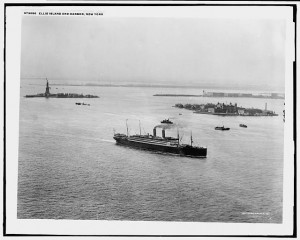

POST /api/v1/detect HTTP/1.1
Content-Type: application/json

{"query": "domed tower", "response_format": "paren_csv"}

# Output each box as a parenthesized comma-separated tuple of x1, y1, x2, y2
(45, 78, 50, 97)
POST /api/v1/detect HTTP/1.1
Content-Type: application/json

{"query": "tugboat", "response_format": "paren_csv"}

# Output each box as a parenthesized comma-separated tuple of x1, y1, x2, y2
(215, 126, 230, 131)
(113, 122, 207, 158)
(239, 124, 247, 128)
(161, 119, 173, 124)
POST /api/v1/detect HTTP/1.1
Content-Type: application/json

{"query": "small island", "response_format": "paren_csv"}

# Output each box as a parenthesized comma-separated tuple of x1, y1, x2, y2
(25, 79, 99, 98)
(174, 102, 278, 116)
(154, 94, 202, 97)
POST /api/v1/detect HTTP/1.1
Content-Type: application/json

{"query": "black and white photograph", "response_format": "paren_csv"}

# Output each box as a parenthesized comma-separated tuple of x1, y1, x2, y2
(4, 2, 295, 236)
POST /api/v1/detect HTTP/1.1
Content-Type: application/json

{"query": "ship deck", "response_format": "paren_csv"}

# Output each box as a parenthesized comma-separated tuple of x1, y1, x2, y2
(128, 136, 179, 147)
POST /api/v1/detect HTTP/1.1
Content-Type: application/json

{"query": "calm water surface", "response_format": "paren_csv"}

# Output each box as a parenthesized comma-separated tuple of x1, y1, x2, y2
(18, 81, 284, 223)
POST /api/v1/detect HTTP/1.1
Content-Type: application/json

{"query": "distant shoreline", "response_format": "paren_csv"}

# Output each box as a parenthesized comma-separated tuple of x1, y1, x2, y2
(153, 94, 202, 97)
(153, 93, 284, 99)
(25, 82, 284, 93)
(29, 83, 213, 89)
(154, 93, 284, 100)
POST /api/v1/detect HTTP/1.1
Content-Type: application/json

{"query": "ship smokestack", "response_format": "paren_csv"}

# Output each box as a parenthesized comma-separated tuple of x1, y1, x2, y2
(162, 129, 165, 138)
(153, 128, 156, 137)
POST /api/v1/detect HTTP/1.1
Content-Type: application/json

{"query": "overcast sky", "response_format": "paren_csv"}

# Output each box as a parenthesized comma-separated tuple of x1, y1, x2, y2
(21, 15, 287, 91)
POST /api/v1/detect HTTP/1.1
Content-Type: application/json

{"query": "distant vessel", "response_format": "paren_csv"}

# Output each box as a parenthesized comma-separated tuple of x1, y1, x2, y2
(76, 102, 90, 106)
(25, 79, 99, 98)
(215, 126, 230, 131)
(161, 119, 173, 124)
(239, 124, 247, 128)
(113, 123, 207, 158)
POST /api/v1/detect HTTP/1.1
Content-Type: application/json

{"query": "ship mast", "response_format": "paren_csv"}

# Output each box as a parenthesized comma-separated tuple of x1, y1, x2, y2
(126, 119, 129, 136)
(139, 120, 141, 136)
(191, 131, 193, 146)
(177, 128, 179, 146)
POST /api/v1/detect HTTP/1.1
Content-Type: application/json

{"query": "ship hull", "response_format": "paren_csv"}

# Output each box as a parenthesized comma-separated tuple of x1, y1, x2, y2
(180, 145, 207, 157)
(114, 135, 207, 158)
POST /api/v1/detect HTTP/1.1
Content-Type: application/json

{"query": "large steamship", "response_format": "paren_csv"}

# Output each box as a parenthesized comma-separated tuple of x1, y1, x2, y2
(113, 124, 207, 158)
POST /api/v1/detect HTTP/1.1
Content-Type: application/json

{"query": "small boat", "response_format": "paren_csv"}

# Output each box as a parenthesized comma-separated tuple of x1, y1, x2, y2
(76, 102, 90, 106)
(239, 124, 247, 128)
(215, 126, 230, 131)
(179, 113, 182, 115)
(161, 119, 173, 124)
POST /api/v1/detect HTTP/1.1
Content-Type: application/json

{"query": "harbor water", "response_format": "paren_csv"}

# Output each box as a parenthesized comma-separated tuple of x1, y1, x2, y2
(17, 81, 284, 223)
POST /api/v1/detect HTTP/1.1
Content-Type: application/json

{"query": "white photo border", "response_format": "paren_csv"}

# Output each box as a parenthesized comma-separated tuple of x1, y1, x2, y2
(4, 2, 296, 237)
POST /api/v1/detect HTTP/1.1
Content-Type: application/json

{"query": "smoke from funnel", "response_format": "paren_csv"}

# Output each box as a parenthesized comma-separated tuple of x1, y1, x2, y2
(154, 124, 176, 130)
